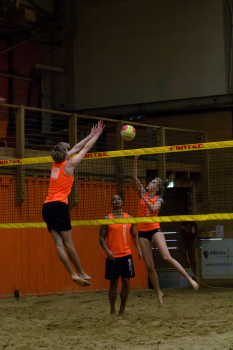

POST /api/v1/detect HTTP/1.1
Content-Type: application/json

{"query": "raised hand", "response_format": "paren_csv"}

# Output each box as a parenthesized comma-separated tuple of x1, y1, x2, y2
(0, 97, 6, 103)
(95, 120, 105, 135)
(90, 125, 96, 138)
(134, 155, 140, 161)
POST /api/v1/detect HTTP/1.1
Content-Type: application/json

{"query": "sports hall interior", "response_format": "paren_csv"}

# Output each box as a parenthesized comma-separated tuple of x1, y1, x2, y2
(1, 0, 233, 298)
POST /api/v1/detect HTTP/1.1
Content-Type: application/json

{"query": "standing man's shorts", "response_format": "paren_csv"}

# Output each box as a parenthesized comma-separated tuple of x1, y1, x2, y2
(105, 254, 135, 280)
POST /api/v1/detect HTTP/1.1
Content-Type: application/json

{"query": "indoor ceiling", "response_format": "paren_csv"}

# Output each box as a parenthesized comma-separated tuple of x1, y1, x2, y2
(0, 0, 62, 39)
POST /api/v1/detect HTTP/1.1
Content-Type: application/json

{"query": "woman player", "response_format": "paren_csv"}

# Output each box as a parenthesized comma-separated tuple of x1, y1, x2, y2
(42, 121, 105, 287)
(133, 155, 199, 306)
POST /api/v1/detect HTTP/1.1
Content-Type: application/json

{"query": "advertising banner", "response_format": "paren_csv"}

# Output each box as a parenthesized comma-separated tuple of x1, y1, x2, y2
(202, 239, 233, 279)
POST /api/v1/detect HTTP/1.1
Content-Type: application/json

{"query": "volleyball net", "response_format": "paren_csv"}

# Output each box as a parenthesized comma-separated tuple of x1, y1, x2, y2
(0, 140, 233, 229)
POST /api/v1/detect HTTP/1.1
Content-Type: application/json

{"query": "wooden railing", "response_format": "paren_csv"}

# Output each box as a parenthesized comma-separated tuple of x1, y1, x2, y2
(0, 103, 205, 208)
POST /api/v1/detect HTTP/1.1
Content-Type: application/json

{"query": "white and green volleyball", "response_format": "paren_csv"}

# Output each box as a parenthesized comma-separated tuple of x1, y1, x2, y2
(120, 125, 136, 141)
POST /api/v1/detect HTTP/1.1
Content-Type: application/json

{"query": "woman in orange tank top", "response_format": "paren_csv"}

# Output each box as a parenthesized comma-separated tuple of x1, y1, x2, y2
(133, 155, 199, 306)
(99, 195, 142, 315)
(42, 121, 105, 288)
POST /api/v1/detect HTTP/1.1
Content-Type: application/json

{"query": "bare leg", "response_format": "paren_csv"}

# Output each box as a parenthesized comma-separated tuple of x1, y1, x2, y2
(50, 229, 90, 287)
(109, 279, 118, 316)
(152, 231, 199, 291)
(119, 278, 130, 314)
(139, 238, 163, 306)
(60, 230, 91, 280)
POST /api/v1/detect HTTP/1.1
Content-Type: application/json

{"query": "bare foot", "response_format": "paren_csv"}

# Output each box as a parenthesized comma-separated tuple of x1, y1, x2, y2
(118, 309, 125, 315)
(157, 291, 163, 307)
(72, 275, 90, 287)
(190, 280, 199, 291)
(79, 273, 91, 280)
(110, 310, 116, 316)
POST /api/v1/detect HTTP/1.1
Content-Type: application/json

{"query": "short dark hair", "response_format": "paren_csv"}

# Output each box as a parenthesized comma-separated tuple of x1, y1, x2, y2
(111, 195, 122, 202)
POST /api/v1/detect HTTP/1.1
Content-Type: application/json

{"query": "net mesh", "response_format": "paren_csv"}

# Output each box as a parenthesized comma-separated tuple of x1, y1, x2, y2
(0, 141, 233, 227)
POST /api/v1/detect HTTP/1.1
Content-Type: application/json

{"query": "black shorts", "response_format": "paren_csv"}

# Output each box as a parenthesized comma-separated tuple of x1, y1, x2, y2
(105, 254, 135, 280)
(138, 228, 161, 241)
(42, 201, 71, 233)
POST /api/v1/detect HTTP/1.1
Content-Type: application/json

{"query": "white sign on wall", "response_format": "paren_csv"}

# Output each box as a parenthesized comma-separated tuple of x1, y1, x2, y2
(216, 226, 224, 238)
(202, 239, 233, 279)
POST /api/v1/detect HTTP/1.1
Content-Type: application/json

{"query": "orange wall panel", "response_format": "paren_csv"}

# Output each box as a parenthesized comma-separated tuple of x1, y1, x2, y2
(28, 228, 38, 294)
(0, 177, 148, 297)
(0, 229, 15, 295)
(0, 176, 140, 223)
(21, 229, 30, 295)
(0, 225, 148, 297)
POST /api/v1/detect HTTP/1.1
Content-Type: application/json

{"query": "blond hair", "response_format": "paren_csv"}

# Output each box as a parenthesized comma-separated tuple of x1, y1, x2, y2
(51, 142, 70, 163)
(155, 177, 164, 196)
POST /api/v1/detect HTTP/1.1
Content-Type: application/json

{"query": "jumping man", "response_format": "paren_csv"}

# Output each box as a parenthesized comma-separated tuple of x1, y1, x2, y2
(43, 121, 105, 287)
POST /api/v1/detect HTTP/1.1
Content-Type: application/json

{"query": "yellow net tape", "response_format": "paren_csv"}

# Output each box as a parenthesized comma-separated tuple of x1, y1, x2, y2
(1, 140, 233, 166)
(1, 213, 233, 229)
(1, 139, 233, 228)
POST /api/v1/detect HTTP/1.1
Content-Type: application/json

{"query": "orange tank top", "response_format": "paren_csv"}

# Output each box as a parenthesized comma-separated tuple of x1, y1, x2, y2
(138, 193, 160, 231)
(44, 160, 74, 205)
(107, 213, 132, 258)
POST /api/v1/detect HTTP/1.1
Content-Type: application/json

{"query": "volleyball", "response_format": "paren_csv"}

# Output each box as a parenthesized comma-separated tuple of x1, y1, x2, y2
(120, 125, 136, 141)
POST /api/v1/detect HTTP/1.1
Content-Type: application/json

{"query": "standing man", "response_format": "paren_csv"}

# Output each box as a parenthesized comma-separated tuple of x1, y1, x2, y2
(99, 195, 142, 315)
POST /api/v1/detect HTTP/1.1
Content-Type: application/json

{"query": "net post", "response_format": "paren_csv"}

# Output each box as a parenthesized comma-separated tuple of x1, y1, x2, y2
(115, 120, 125, 201)
(157, 126, 166, 181)
(68, 113, 78, 208)
(190, 181, 197, 215)
(15, 105, 25, 206)
(202, 131, 210, 213)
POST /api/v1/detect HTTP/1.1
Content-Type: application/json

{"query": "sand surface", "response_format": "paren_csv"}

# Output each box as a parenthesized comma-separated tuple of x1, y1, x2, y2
(0, 288, 233, 350)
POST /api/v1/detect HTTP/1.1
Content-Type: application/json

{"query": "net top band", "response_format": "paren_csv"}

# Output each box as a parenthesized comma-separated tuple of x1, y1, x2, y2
(1, 140, 233, 166)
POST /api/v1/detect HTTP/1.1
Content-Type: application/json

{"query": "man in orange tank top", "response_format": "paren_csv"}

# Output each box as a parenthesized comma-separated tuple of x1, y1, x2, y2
(42, 121, 104, 288)
(133, 155, 199, 307)
(99, 195, 142, 316)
